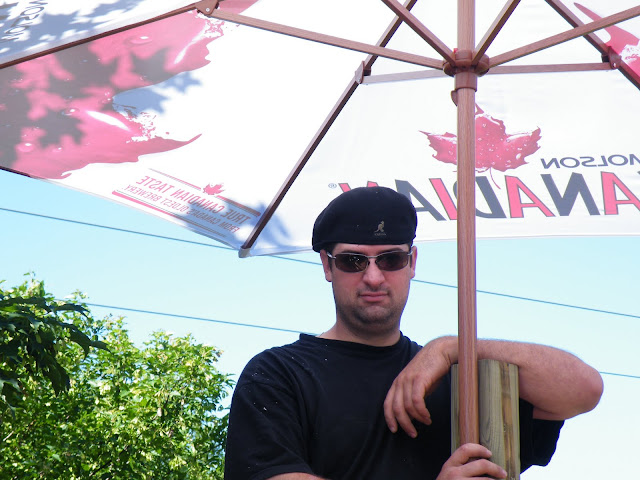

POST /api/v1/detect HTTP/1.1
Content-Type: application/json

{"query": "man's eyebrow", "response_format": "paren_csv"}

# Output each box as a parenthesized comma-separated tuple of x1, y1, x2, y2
(335, 248, 410, 255)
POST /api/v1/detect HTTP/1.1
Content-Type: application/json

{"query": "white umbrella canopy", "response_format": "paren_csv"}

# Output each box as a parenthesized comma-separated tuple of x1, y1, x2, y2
(1, 0, 639, 256)
(1, 0, 639, 449)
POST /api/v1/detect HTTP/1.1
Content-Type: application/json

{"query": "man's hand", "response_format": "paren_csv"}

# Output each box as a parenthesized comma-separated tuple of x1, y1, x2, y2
(383, 336, 455, 437)
(437, 444, 507, 480)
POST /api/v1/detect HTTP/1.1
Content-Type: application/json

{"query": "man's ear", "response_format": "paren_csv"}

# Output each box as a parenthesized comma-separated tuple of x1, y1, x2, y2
(320, 250, 333, 282)
(409, 246, 417, 279)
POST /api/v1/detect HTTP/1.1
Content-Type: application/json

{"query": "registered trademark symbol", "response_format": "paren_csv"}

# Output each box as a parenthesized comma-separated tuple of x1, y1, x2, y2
(328, 183, 337, 188)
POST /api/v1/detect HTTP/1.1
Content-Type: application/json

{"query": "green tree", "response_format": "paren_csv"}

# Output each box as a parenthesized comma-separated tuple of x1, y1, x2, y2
(0, 275, 106, 410)
(0, 278, 233, 479)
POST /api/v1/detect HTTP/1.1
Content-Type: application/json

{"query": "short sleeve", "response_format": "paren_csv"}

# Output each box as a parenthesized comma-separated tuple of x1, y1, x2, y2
(224, 358, 314, 480)
(519, 399, 564, 472)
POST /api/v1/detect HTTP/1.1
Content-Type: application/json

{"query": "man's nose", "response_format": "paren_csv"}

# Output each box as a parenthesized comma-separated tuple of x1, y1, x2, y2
(362, 260, 385, 286)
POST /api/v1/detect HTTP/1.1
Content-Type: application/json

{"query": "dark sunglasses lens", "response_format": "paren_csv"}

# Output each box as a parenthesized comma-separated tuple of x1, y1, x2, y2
(376, 252, 409, 271)
(333, 252, 410, 272)
(335, 254, 369, 272)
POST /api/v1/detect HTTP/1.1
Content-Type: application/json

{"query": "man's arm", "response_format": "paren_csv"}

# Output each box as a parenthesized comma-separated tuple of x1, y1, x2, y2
(383, 336, 603, 437)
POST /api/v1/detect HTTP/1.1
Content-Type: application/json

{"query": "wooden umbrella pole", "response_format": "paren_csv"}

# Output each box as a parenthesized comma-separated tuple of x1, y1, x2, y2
(456, 0, 479, 446)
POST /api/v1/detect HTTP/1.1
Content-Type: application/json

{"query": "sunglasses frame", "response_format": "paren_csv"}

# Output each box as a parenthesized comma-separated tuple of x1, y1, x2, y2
(326, 248, 413, 273)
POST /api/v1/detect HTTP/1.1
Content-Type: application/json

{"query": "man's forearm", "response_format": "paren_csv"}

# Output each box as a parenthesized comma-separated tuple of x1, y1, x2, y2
(438, 336, 603, 420)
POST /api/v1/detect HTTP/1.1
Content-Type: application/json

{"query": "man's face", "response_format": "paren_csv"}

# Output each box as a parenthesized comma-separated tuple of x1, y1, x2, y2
(320, 243, 417, 341)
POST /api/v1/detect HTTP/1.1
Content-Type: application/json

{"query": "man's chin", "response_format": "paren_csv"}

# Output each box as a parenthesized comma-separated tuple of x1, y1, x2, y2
(356, 308, 399, 329)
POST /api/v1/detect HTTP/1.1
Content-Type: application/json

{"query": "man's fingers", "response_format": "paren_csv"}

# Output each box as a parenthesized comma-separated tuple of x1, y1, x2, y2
(460, 459, 507, 479)
(445, 443, 507, 479)
(399, 376, 431, 428)
(385, 375, 434, 437)
(409, 378, 431, 425)
(451, 443, 491, 463)
(393, 384, 417, 438)
(383, 383, 399, 433)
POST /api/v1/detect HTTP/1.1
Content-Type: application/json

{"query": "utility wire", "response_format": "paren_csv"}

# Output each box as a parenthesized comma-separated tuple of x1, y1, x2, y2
(598, 371, 640, 380)
(411, 279, 640, 320)
(82, 301, 315, 336)
(70, 301, 640, 381)
(3, 206, 639, 321)
(0, 206, 231, 250)
(4, 207, 638, 381)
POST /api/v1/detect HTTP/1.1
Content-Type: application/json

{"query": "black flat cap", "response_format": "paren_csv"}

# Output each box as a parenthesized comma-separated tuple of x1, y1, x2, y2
(312, 186, 417, 252)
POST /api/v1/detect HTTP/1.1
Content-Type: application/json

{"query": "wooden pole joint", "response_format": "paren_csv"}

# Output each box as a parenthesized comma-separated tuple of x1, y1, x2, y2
(444, 50, 490, 76)
(445, 50, 490, 104)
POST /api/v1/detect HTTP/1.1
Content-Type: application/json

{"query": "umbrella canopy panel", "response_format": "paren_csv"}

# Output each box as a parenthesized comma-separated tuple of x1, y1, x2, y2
(0, 0, 195, 66)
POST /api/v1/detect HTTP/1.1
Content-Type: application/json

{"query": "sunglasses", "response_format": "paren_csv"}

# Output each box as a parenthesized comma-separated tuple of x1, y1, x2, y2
(326, 249, 413, 273)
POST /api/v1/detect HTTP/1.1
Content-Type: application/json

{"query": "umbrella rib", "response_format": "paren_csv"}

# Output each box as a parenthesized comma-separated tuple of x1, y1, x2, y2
(239, 0, 422, 255)
(362, 62, 611, 84)
(207, 9, 443, 69)
(489, 5, 640, 67)
(489, 62, 612, 74)
(380, 0, 455, 64)
(363, 69, 447, 83)
(361, 0, 421, 69)
(544, 0, 609, 52)
(474, 0, 521, 65)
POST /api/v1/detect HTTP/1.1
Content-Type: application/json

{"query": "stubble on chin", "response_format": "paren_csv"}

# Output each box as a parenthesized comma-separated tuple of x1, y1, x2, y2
(335, 302, 402, 339)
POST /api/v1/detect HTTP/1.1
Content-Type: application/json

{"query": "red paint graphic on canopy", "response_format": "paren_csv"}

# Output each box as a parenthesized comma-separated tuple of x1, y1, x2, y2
(421, 105, 541, 175)
(0, 1, 259, 179)
(203, 183, 225, 195)
(575, 3, 640, 82)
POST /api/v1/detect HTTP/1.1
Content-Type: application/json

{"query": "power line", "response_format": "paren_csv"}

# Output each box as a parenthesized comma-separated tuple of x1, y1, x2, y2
(83, 301, 315, 336)
(71, 300, 640, 381)
(0, 206, 232, 250)
(3, 206, 639, 321)
(599, 371, 640, 380)
(413, 279, 640, 320)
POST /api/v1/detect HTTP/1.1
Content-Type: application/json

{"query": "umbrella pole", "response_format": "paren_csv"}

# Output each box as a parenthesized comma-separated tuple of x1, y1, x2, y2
(456, 0, 479, 446)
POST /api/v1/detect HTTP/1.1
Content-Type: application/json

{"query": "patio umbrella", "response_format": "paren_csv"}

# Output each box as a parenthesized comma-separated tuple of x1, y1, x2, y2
(2, 0, 640, 448)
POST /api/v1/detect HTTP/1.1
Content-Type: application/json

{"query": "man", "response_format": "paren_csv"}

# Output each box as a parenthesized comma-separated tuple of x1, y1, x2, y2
(224, 186, 603, 480)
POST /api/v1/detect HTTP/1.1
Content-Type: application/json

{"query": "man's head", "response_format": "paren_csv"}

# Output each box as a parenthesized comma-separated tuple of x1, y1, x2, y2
(312, 187, 418, 345)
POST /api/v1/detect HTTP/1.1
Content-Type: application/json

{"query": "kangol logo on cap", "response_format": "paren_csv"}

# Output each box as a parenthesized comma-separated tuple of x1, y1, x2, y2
(374, 221, 386, 237)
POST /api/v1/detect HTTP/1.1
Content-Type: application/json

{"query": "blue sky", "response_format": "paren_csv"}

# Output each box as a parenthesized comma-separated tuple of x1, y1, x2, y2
(1, 168, 638, 478)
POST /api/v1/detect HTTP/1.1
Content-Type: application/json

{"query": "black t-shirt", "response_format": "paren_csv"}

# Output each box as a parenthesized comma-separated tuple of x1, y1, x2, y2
(224, 334, 563, 480)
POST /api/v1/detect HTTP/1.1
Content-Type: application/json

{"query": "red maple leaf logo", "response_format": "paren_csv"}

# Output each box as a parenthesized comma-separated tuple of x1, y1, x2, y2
(421, 106, 541, 177)
(203, 183, 224, 195)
